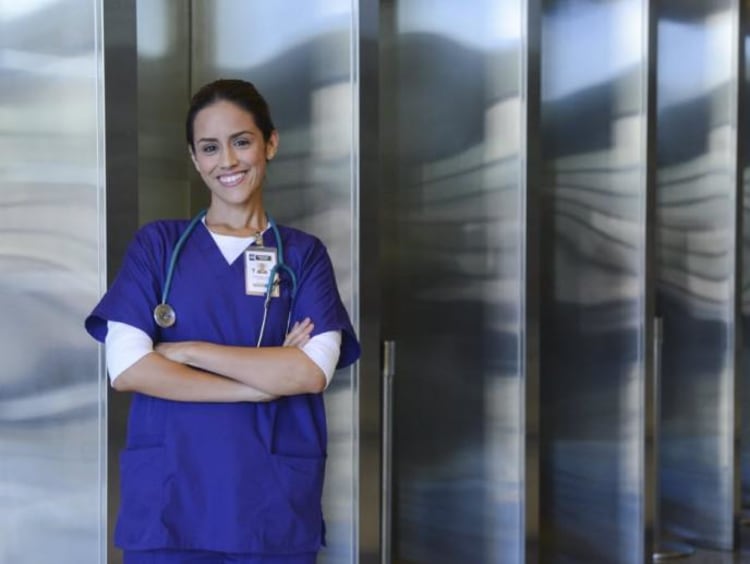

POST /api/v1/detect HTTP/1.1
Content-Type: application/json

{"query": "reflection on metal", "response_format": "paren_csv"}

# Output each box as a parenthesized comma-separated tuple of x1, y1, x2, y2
(652, 542, 695, 562)
(539, 0, 650, 561)
(0, 0, 106, 563)
(190, 2, 360, 563)
(381, 340, 396, 564)
(5, 1, 750, 562)
(652, 318, 694, 561)
(524, 0, 542, 560)
(383, 1, 528, 562)
(740, 0, 750, 531)
(655, 0, 741, 550)
(358, 1, 384, 561)
(136, 0, 191, 223)
(109, 2, 140, 564)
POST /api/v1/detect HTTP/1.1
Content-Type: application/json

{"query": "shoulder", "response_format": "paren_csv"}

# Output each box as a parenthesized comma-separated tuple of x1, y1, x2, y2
(123, 219, 193, 266)
(136, 219, 192, 242)
(130, 219, 191, 249)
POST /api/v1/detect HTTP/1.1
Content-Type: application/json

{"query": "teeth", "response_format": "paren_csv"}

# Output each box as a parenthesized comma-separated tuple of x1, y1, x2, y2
(218, 172, 245, 185)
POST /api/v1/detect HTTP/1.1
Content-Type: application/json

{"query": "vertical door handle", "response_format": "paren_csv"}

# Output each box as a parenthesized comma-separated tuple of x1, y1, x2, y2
(381, 340, 396, 564)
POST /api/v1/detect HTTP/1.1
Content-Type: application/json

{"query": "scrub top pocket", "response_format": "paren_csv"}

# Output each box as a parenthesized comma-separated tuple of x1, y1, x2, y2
(267, 453, 326, 550)
(116, 445, 169, 549)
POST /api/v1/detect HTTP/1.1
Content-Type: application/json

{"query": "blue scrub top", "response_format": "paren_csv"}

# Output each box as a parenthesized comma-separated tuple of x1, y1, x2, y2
(85, 220, 360, 555)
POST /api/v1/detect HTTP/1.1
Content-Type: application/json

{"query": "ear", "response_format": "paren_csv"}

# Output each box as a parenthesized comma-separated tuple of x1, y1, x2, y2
(266, 130, 280, 161)
(188, 145, 200, 171)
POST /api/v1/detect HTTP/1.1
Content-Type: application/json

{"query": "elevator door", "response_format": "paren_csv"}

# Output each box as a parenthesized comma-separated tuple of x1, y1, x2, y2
(381, 2, 527, 562)
(655, 0, 740, 549)
(0, 2, 106, 563)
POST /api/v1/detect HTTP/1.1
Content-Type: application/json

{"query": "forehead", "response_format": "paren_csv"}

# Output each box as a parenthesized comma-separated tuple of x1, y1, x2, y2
(193, 100, 259, 135)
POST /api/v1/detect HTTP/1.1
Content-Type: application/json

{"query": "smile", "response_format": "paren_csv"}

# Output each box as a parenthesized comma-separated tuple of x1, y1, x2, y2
(217, 171, 246, 187)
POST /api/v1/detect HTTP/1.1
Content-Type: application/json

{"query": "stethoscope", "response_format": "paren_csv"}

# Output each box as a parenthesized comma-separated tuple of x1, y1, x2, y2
(153, 209, 298, 347)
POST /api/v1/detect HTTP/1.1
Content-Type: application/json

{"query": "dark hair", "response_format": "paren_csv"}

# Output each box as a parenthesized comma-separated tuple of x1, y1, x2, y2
(186, 79, 276, 149)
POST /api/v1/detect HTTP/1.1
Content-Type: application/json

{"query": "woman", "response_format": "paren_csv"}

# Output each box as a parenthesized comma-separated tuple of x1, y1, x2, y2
(85, 79, 360, 564)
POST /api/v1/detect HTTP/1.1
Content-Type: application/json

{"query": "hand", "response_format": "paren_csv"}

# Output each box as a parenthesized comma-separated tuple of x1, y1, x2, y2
(283, 318, 314, 348)
(155, 341, 192, 364)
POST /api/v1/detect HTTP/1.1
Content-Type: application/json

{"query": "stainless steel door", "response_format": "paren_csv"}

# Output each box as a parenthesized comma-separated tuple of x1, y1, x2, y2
(538, 0, 653, 561)
(655, 0, 742, 549)
(382, 1, 529, 562)
(742, 0, 750, 519)
(0, 1, 107, 563)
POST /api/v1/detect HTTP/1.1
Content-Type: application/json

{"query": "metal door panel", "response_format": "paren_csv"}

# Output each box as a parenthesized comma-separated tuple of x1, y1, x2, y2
(538, 1, 651, 561)
(656, 0, 741, 549)
(382, 1, 528, 562)
(0, 1, 106, 563)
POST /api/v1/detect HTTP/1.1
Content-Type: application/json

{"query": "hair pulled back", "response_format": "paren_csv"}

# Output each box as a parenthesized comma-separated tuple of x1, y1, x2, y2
(186, 79, 275, 149)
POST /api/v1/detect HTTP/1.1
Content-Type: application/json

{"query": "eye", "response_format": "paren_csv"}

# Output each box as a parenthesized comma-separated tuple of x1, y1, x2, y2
(200, 143, 218, 154)
(234, 137, 251, 148)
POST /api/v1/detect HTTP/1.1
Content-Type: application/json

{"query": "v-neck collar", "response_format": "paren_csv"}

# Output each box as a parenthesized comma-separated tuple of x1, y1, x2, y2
(194, 222, 244, 274)
(194, 222, 274, 273)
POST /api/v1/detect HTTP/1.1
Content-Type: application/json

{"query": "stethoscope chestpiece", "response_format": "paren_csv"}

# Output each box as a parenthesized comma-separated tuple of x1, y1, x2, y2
(154, 303, 176, 328)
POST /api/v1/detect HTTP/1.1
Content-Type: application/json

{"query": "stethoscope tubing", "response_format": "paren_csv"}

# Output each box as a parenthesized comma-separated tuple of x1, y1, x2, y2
(156, 210, 298, 345)
(161, 210, 207, 305)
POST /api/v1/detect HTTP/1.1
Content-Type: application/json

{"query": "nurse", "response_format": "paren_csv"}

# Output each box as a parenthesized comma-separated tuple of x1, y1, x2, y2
(85, 79, 360, 564)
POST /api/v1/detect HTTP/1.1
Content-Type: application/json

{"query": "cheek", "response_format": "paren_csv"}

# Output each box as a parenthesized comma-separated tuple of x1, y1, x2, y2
(195, 157, 215, 175)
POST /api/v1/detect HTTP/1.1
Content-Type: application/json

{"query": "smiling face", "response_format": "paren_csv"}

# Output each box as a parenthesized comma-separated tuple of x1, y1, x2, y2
(189, 99, 278, 213)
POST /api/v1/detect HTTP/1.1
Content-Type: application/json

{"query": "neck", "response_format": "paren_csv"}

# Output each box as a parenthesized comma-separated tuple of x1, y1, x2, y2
(205, 204, 267, 236)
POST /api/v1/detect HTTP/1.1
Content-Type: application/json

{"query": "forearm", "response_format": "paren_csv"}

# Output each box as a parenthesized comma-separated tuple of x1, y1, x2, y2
(113, 352, 278, 402)
(179, 342, 326, 396)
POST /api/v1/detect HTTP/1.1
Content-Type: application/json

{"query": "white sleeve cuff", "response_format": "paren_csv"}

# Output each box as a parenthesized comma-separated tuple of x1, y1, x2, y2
(301, 330, 342, 388)
(105, 321, 154, 383)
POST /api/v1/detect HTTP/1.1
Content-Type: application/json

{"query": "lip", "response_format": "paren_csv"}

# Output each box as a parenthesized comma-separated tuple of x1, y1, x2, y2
(217, 171, 247, 187)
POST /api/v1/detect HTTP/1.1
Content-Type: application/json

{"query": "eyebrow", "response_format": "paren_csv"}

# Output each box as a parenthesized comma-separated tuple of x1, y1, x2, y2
(196, 130, 255, 144)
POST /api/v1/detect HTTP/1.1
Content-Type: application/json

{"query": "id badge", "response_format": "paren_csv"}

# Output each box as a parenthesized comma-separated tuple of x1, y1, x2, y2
(245, 247, 280, 297)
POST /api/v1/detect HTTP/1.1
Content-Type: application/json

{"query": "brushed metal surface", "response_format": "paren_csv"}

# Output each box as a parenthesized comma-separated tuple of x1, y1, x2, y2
(655, 0, 741, 550)
(740, 0, 750, 530)
(538, 0, 651, 562)
(358, 2, 383, 562)
(0, 0, 106, 563)
(136, 0, 191, 224)
(107, 2, 139, 564)
(382, 1, 527, 562)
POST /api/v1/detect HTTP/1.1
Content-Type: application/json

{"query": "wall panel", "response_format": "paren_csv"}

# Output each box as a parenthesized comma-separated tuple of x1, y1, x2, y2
(538, 0, 651, 561)
(0, 1, 106, 563)
(655, 0, 741, 550)
(382, 1, 529, 561)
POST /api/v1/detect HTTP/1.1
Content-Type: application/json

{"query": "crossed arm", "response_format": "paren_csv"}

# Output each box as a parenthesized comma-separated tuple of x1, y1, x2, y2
(112, 319, 325, 402)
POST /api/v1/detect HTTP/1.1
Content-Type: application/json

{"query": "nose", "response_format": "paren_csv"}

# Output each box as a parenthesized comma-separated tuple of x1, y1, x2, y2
(220, 145, 238, 169)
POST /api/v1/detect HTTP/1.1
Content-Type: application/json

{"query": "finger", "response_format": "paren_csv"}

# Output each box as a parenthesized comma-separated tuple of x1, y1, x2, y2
(283, 328, 305, 346)
(284, 327, 314, 348)
(283, 318, 315, 347)
(287, 319, 312, 340)
(297, 318, 313, 333)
